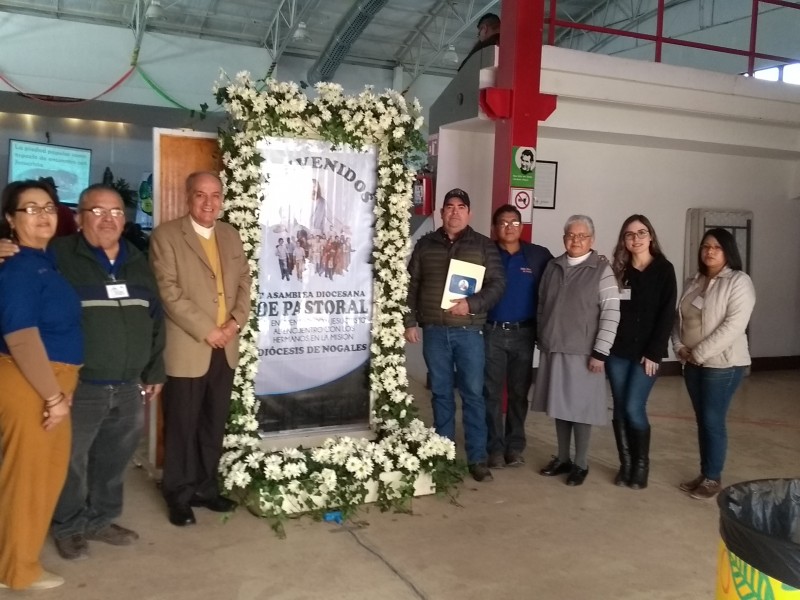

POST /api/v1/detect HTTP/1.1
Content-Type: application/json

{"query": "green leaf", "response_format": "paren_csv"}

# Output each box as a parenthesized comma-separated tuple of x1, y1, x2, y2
(729, 551, 776, 600)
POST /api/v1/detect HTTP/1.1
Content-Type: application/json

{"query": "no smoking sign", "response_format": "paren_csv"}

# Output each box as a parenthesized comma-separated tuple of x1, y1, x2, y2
(509, 187, 533, 223)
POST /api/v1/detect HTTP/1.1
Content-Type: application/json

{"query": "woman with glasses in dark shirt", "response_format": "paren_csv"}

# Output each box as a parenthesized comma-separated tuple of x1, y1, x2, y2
(0, 180, 83, 590)
(606, 215, 677, 490)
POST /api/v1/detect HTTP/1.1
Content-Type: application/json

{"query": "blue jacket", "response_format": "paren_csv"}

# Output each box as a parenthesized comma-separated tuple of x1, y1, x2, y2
(521, 242, 554, 285)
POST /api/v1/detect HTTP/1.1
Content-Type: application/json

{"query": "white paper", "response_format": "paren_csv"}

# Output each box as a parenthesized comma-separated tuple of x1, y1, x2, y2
(441, 259, 485, 310)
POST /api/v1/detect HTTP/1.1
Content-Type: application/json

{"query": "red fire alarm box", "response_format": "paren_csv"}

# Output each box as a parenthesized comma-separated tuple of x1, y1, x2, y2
(413, 174, 433, 216)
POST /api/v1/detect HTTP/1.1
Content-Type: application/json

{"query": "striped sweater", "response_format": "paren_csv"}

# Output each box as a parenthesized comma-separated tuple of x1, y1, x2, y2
(537, 250, 620, 361)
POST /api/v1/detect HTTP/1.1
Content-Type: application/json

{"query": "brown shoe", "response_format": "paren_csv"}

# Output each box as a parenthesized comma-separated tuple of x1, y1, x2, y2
(54, 533, 89, 560)
(86, 523, 139, 546)
(679, 474, 706, 493)
(690, 478, 721, 500)
(487, 453, 506, 469)
(468, 463, 493, 482)
(504, 452, 525, 467)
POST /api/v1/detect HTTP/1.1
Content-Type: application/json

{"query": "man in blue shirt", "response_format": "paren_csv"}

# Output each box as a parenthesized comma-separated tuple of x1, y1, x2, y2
(484, 205, 553, 469)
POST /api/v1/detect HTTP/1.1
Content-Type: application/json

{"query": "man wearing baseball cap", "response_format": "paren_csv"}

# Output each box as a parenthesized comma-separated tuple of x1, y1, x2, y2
(404, 188, 505, 481)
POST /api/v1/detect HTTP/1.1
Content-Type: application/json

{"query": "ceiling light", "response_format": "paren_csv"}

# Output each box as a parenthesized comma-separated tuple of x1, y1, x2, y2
(145, 0, 165, 19)
(292, 22, 312, 43)
(443, 44, 459, 65)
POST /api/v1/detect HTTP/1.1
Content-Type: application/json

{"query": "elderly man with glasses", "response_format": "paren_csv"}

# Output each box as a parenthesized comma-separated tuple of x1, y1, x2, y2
(6, 184, 167, 560)
(483, 205, 552, 470)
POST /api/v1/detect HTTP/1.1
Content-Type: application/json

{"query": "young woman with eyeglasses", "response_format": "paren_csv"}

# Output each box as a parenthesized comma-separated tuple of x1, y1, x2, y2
(0, 180, 83, 590)
(606, 215, 677, 490)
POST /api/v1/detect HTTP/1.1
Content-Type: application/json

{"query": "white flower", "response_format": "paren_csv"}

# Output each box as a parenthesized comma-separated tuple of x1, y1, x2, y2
(263, 463, 282, 480)
(282, 461, 307, 479)
(215, 73, 458, 516)
(282, 447, 305, 460)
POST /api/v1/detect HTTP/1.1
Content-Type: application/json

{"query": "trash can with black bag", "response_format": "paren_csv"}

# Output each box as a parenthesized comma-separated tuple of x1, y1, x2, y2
(716, 478, 800, 599)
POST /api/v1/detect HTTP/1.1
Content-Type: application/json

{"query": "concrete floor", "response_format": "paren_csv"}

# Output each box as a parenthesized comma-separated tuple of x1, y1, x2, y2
(19, 370, 799, 600)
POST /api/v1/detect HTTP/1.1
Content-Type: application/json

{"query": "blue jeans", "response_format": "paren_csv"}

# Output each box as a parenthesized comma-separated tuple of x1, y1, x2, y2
(483, 325, 535, 455)
(422, 325, 488, 465)
(52, 382, 144, 538)
(683, 364, 745, 481)
(606, 354, 658, 431)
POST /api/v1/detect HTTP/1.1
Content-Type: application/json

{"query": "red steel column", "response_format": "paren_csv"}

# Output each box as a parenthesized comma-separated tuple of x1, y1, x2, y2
(655, 0, 665, 62)
(748, 0, 760, 75)
(484, 0, 556, 242)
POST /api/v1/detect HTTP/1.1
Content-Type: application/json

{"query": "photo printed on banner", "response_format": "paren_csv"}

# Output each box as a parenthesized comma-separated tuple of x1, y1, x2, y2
(255, 137, 376, 433)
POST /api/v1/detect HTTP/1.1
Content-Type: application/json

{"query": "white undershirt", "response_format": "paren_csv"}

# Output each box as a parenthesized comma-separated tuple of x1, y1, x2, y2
(567, 251, 592, 266)
(190, 216, 215, 240)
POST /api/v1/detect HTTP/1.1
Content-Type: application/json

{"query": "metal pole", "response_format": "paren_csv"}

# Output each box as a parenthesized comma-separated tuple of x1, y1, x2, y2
(548, 0, 558, 46)
(748, 0, 759, 75)
(655, 0, 665, 63)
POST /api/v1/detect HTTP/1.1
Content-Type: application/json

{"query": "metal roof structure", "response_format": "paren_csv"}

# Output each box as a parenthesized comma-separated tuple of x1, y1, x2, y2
(0, 1, 797, 83)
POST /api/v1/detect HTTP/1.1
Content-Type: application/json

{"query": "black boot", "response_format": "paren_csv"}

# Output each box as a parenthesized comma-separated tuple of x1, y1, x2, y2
(629, 426, 651, 490)
(612, 419, 631, 486)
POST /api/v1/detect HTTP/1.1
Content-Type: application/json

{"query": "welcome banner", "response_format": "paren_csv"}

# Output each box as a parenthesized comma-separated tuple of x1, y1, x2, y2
(254, 137, 376, 434)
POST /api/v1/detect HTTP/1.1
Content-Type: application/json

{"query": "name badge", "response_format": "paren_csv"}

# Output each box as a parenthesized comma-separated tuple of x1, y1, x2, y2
(106, 283, 129, 299)
(691, 295, 704, 310)
(619, 287, 632, 301)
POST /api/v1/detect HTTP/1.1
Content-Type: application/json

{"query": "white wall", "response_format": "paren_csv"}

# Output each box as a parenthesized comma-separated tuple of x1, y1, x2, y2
(430, 47, 800, 361)
(435, 127, 495, 236)
(429, 132, 800, 361)
(530, 139, 800, 358)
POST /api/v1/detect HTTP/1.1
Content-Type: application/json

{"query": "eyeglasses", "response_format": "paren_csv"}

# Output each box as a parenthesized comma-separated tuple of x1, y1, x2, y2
(16, 204, 57, 215)
(82, 207, 125, 218)
(564, 233, 592, 242)
(623, 229, 650, 241)
(498, 221, 521, 229)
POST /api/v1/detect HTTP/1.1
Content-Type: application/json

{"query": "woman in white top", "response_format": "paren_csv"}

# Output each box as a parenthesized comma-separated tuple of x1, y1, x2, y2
(672, 228, 755, 500)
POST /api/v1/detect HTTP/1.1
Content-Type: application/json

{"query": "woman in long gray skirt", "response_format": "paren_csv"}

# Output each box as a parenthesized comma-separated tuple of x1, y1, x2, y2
(533, 215, 620, 486)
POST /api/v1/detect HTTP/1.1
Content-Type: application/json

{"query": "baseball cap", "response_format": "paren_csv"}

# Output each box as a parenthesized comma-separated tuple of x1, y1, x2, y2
(443, 188, 470, 208)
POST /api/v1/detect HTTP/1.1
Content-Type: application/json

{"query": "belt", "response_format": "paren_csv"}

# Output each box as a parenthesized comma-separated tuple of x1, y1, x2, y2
(486, 319, 535, 331)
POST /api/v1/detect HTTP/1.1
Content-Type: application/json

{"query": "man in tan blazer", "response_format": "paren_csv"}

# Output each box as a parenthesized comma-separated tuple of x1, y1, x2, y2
(150, 172, 251, 527)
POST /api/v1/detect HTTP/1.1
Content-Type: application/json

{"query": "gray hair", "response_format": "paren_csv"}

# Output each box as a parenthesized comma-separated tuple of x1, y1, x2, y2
(78, 184, 123, 211)
(564, 214, 595, 237)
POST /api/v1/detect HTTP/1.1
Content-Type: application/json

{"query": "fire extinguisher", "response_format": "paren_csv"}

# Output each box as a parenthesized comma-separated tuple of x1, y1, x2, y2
(413, 173, 433, 216)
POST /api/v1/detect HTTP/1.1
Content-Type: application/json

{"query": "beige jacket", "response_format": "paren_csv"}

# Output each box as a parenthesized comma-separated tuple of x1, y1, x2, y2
(672, 267, 755, 368)
(150, 215, 251, 377)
